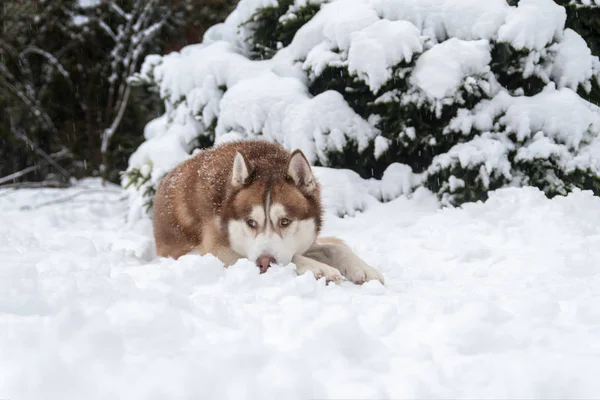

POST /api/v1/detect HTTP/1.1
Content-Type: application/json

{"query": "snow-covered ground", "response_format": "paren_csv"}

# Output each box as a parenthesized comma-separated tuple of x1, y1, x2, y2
(2, 179, 600, 399)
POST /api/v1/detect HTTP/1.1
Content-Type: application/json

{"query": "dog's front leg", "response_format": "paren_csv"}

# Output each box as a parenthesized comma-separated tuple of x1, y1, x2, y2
(292, 254, 343, 284)
(304, 237, 385, 285)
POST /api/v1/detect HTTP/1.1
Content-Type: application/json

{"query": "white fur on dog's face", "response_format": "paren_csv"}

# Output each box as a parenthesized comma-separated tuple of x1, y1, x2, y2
(227, 199, 317, 266)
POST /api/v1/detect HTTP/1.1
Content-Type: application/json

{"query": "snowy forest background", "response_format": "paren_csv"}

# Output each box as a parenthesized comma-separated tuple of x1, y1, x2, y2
(2, 0, 600, 211)
(1, 0, 237, 184)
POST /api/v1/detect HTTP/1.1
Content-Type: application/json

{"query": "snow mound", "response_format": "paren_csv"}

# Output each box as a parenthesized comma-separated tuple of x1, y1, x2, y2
(3, 182, 600, 399)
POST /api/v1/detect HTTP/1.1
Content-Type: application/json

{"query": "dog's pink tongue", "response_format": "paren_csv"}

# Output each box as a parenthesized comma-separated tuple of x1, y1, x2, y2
(257, 256, 275, 274)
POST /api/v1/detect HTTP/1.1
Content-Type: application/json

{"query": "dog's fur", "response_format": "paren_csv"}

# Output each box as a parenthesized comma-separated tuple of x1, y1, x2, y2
(152, 140, 384, 284)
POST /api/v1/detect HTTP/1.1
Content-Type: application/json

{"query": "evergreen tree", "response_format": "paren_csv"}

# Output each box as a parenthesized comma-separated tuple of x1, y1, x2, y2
(125, 0, 600, 211)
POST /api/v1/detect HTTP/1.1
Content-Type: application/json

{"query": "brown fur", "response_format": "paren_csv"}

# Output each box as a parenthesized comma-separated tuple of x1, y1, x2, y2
(152, 140, 323, 260)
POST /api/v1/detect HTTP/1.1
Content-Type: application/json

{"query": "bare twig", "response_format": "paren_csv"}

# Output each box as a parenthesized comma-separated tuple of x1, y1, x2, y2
(0, 69, 57, 133)
(0, 165, 41, 185)
(20, 189, 127, 210)
(101, 84, 131, 160)
(0, 181, 72, 190)
(12, 126, 72, 181)
(0, 149, 71, 185)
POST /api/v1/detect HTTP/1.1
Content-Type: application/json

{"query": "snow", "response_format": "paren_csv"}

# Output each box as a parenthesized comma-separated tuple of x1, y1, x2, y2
(428, 132, 514, 185)
(348, 20, 423, 92)
(425, 83, 600, 203)
(288, 0, 380, 60)
(550, 28, 595, 91)
(72, 15, 90, 26)
(127, 109, 202, 179)
(411, 38, 491, 99)
(497, 0, 566, 51)
(220, 85, 379, 165)
(78, 0, 101, 8)
(3, 180, 600, 399)
(370, 0, 511, 42)
(373, 135, 390, 159)
(130, 40, 379, 185)
(447, 85, 600, 172)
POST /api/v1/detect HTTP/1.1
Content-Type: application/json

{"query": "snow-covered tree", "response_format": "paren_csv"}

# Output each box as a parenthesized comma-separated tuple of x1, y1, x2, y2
(124, 0, 600, 216)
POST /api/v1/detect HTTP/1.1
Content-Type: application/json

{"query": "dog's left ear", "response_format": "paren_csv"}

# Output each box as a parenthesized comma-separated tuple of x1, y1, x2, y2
(231, 151, 250, 187)
(287, 149, 316, 193)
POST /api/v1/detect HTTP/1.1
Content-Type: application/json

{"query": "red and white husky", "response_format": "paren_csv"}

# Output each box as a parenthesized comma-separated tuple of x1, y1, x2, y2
(152, 140, 384, 284)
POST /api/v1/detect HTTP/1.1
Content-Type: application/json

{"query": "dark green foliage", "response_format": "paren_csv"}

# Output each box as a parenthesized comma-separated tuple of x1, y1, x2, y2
(555, 0, 600, 56)
(1, 0, 237, 186)
(243, 0, 322, 59)
(555, 0, 600, 106)
(426, 161, 510, 206)
(190, 119, 218, 150)
(490, 43, 548, 97)
(286, 0, 599, 204)
(307, 55, 492, 180)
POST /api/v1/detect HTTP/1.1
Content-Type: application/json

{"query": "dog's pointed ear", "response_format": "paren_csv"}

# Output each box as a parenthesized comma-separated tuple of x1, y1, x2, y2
(231, 151, 250, 187)
(287, 150, 316, 193)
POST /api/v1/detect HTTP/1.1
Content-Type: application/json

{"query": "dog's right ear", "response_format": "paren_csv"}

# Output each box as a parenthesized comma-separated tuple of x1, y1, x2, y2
(287, 149, 316, 193)
(231, 151, 250, 187)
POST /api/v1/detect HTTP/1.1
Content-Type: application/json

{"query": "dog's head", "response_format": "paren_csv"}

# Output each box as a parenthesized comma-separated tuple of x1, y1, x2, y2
(224, 149, 322, 272)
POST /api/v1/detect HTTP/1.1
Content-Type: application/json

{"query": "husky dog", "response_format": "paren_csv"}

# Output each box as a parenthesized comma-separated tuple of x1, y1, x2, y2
(152, 140, 384, 284)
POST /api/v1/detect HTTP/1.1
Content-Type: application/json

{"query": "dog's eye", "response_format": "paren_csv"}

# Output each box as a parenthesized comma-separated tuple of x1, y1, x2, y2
(246, 219, 257, 228)
(279, 218, 291, 227)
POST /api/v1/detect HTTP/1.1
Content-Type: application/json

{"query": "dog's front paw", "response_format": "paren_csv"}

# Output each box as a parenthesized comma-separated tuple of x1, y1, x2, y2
(344, 264, 385, 285)
(312, 263, 343, 284)
(294, 256, 342, 284)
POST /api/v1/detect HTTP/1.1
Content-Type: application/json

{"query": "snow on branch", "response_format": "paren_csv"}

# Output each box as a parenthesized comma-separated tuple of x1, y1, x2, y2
(20, 46, 71, 81)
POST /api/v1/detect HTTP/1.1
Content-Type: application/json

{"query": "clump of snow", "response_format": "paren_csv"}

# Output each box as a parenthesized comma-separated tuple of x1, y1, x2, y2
(4, 181, 600, 398)
(497, 0, 566, 51)
(370, 162, 418, 202)
(373, 135, 390, 159)
(347, 20, 423, 92)
(515, 131, 570, 163)
(313, 162, 419, 216)
(550, 29, 595, 90)
(288, 0, 379, 60)
(216, 78, 378, 165)
(78, 0, 101, 8)
(313, 167, 379, 216)
(428, 132, 514, 184)
(411, 38, 491, 99)
(128, 108, 201, 180)
(370, 0, 512, 42)
(72, 15, 90, 26)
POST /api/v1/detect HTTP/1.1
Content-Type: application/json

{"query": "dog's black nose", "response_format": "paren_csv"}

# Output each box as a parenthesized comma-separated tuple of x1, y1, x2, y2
(257, 255, 276, 273)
